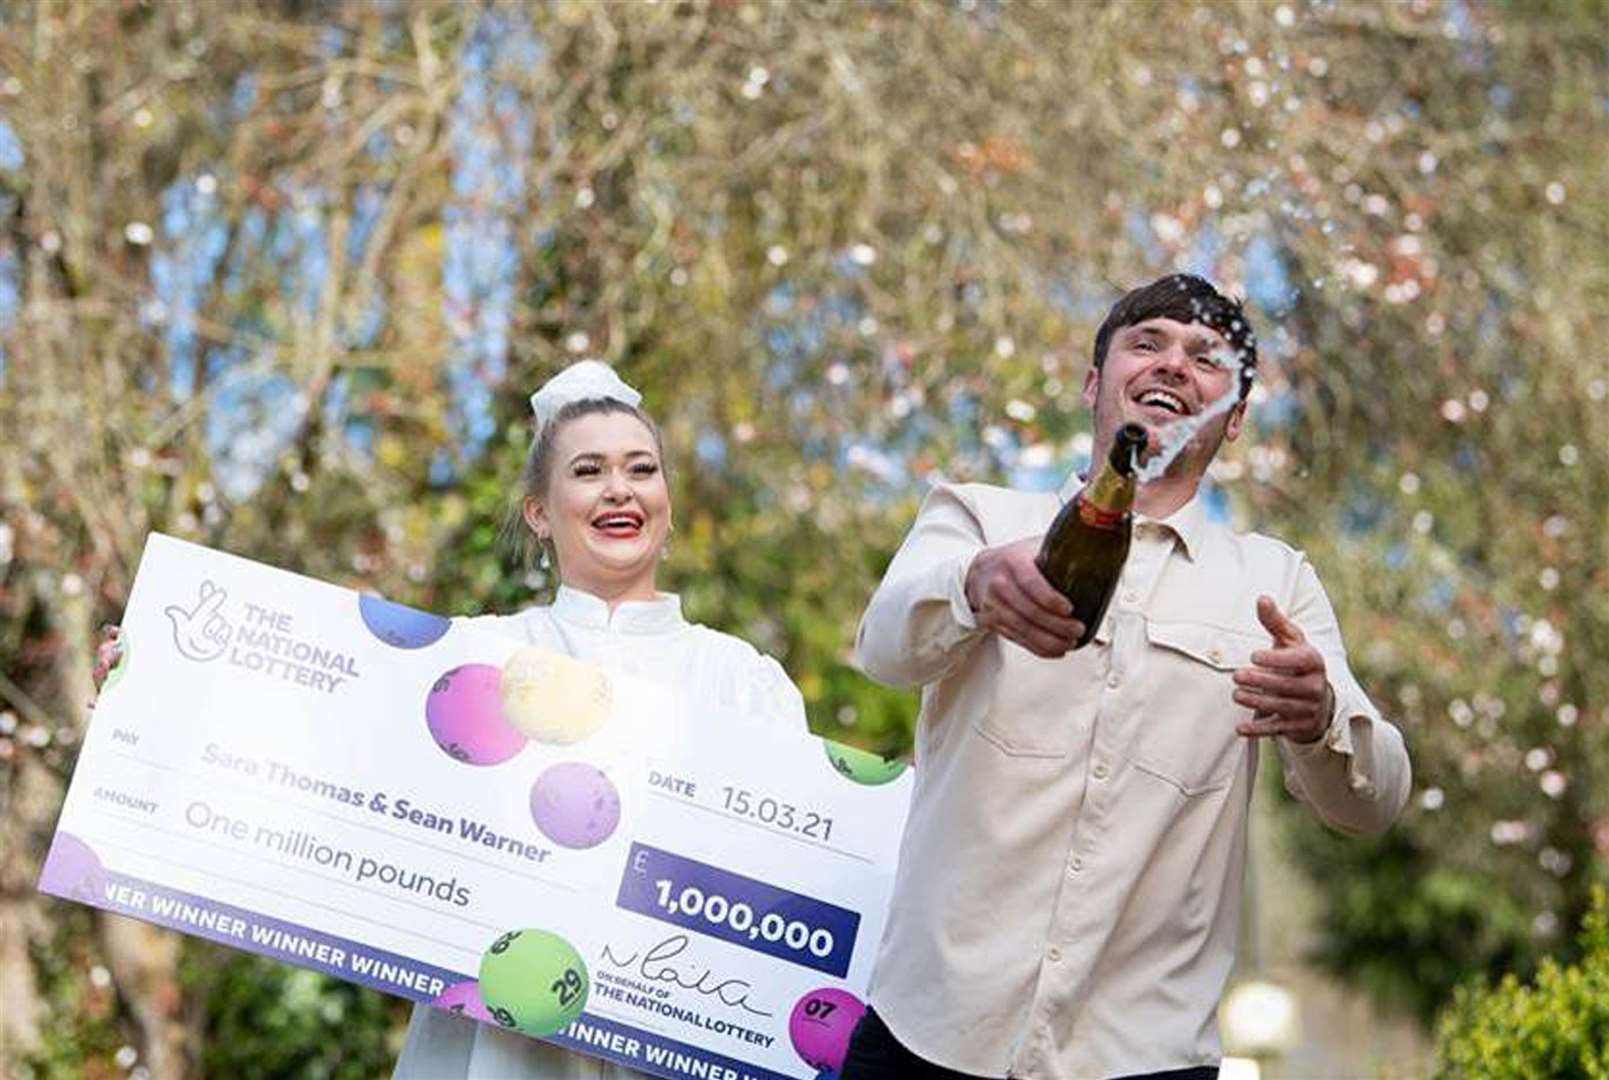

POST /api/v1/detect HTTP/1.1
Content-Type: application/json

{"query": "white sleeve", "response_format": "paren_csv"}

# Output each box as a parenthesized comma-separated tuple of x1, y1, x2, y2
(752, 653, 810, 734)
(1275, 558, 1412, 835)
(854, 483, 987, 690)
(393, 1005, 475, 1078)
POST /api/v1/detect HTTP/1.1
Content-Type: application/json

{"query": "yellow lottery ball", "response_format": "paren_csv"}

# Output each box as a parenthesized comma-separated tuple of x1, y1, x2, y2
(500, 647, 613, 745)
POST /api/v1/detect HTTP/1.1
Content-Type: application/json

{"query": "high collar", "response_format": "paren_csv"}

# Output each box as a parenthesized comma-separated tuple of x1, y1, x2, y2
(547, 584, 687, 633)
(1057, 472, 1206, 562)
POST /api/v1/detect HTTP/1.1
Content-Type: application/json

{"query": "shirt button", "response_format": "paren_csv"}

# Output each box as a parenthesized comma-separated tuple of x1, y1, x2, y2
(1092, 763, 1108, 780)
(1106, 673, 1120, 689)
(1122, 590, 1139, 605)
(1048, 946, 1063, 962)
(1070, 856, 1084, 872)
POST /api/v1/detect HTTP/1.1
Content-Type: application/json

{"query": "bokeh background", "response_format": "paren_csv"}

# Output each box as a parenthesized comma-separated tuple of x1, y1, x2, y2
(2, 0, 1607, 1076)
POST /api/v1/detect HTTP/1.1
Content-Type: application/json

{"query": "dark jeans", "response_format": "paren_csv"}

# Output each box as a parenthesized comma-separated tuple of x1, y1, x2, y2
(839, 1007, 1220, 1080)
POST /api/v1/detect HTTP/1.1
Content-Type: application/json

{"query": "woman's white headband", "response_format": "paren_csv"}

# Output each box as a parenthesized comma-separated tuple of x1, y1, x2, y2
(528, 360, 642, 440)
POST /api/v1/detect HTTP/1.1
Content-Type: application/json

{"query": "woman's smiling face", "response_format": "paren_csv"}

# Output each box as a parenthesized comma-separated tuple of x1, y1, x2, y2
(525, 410, 671, 603)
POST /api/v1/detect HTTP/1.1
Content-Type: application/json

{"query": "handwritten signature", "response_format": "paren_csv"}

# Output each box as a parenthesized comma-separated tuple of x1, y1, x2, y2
(601, 933, 774, 1018)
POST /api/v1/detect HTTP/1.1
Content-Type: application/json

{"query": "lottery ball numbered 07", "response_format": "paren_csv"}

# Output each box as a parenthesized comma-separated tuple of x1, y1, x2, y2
(789, 986, 866, 1072)
(477, 929, 589, 1037)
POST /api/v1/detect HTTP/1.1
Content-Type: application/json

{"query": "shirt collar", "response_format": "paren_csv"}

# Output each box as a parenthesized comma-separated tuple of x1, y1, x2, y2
(549, 584, 687, 634)
(1139, 491, 1206, 561)
(1055, 472, 1207, 562)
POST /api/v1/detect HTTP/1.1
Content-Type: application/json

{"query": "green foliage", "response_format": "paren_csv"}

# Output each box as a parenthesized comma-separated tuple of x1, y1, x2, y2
(15, 905, 127, 1079)
(185, 947, 406, 1080)
(1252, 0, 1609, 1026)
(1281, 814, 1539, 1023)
(1433, 888, 1609, 1078)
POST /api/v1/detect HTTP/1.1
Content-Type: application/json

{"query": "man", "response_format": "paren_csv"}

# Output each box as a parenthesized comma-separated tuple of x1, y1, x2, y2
(846, 274, 1410, 1080)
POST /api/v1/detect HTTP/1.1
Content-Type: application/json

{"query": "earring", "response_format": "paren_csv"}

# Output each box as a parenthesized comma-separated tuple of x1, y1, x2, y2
(537, 535, 551, 571)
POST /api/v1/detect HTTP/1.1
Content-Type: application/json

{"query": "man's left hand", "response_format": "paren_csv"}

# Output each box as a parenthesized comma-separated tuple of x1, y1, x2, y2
(1232, 595, 1333, 744)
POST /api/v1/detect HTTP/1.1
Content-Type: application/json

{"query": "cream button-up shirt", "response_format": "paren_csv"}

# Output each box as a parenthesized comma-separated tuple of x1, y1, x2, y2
(394, 587, 807, 1080)
(854, 480, 1410, 1080)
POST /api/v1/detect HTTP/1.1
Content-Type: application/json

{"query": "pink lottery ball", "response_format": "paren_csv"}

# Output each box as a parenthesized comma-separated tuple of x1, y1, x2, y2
(529, 762, 621, 849)
(434, 979, 494, 1023)
(425, 664, 527, 766)
(788, 987, 865, 1073)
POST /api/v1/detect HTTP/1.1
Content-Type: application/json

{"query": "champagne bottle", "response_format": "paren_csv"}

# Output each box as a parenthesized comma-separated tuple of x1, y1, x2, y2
(1035, 423, 1148, 649)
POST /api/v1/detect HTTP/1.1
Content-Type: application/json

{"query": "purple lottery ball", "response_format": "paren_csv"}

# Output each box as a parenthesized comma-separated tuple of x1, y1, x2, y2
(434, 979, 494, 1023)
(361, 594, 451, 650)
(39, 832, 108, 903)
(426, 664, 527, 766)
(789, 987, 866, 1073)
(529, 762, 621, 849)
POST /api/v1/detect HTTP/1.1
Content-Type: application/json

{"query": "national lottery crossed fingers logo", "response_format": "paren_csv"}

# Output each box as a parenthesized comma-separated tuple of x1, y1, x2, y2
(159, 576, 368, 695)
(164, 579, 233, 662)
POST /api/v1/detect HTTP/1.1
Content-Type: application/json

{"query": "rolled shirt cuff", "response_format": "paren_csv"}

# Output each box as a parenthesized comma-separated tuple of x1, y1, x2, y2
(946, 550, 981, 633)
(1280, 682, 1377, 799)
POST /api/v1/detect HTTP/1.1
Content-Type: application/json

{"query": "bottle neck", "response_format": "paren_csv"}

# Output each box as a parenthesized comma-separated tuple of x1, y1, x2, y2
(1077, 451, 1137, 528)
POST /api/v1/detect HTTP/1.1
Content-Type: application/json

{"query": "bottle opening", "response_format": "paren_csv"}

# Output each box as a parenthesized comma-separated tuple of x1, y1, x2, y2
(1112, 424, 1149, 477)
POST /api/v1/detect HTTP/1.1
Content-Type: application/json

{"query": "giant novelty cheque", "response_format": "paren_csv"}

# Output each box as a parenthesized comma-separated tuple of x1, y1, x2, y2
(40, 534, 913, 1080)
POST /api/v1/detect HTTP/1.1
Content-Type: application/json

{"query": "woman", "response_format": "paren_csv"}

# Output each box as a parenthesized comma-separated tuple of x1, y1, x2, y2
(94, 361, 807, 1079)
(401, 360, 806, 1078)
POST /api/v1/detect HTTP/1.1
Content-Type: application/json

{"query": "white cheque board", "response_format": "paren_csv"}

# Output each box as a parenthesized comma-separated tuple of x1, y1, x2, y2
(42, 534, 914, 1080)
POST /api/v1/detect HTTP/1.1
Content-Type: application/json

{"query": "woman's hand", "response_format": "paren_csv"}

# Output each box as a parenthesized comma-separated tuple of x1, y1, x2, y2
(90, 625, 123, 701)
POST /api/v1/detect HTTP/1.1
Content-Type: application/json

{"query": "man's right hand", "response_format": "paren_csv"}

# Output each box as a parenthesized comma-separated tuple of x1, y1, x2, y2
(964, 538, 1084, 658)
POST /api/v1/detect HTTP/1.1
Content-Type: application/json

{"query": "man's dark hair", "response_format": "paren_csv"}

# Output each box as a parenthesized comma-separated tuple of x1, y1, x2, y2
(1092, 274, 1258, 399)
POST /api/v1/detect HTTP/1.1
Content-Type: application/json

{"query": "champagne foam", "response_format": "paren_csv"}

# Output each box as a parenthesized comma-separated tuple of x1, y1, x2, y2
(1134, 346, 1249, 484)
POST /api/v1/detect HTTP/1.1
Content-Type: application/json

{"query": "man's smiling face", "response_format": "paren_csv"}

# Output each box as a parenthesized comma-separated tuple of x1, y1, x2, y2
(1082, 316, 1247, 477)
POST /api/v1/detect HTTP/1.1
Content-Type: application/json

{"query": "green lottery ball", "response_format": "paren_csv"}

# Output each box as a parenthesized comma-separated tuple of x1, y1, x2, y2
(823, 739, 907, 785)
(477, 929, 589, 1037)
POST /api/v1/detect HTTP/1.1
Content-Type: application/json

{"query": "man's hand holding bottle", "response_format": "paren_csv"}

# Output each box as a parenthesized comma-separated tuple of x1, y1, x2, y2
(964, 538, 1085, 659)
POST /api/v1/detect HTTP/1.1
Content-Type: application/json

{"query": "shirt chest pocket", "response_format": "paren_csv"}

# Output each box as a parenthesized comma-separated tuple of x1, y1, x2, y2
(972, 643, 1104, 758)
(1131, 620, 1262, 795)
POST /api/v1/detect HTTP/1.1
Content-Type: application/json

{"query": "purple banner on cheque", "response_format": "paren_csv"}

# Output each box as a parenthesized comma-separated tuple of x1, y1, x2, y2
(550, 1011, 796, 1080)
(39, 860, 466, 1002)
(616, 842, 859, 978)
